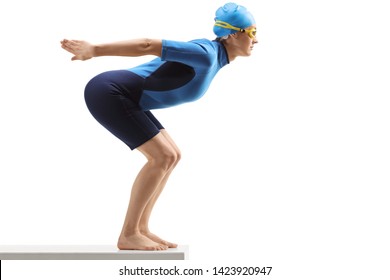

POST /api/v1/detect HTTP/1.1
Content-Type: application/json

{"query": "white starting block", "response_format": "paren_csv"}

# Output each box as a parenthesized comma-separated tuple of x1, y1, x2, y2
(0, 245, 188, 260)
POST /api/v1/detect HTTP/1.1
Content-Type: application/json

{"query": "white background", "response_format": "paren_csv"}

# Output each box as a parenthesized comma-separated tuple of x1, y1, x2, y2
(1, 0, 389, 279)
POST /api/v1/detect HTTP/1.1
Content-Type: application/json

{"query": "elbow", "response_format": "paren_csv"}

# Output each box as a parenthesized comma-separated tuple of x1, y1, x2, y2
(141, 38, 162, 57)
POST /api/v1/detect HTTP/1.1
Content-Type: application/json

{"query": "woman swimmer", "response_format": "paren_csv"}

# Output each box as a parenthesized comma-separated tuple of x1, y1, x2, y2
(60, 2, 257, 251)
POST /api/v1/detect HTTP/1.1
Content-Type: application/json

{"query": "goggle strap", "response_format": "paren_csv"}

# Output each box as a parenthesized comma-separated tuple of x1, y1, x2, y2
(214, 20, 243, 32)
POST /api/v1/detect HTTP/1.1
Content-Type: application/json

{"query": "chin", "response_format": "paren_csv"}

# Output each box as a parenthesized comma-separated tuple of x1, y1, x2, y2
(239, 50, 253, 57)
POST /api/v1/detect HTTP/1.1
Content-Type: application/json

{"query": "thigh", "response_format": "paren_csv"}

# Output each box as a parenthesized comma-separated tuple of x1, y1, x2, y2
(144, 111, 164, 130)
(84, 72, 162, 150)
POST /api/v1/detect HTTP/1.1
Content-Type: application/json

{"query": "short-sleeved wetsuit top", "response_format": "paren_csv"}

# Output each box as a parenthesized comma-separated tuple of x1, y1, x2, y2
(127, 39, 229, 110)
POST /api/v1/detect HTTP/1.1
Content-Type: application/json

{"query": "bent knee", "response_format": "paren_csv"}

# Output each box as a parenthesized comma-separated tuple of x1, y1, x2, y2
(168, 149, 181, 169)
(175, 149, 182, 164)
(153, 150, 181, 171)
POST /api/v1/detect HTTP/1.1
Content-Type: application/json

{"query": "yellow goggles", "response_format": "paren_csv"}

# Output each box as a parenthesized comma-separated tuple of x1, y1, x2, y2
(215, 20, 257, 39)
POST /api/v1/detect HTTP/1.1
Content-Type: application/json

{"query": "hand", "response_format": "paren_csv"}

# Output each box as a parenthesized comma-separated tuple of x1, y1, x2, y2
(60, 39, 94, 61)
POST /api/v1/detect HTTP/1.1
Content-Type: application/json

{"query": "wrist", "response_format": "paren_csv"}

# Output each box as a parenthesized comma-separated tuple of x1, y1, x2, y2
(92, 44, 99, 58)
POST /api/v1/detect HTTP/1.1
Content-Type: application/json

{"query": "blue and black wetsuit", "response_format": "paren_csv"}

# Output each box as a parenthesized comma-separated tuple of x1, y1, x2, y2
(84, 38, 229, 149)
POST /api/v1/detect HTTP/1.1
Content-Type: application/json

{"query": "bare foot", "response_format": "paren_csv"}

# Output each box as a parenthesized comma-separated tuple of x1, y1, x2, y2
(117, 233, 168, 250)
(143, 231, 178, 248)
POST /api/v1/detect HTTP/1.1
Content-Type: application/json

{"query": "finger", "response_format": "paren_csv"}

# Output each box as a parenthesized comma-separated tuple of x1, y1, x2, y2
(65, 40, 77, 48)
(62, 42, 77, 52)
(70, 40, 83, 46)
(61, 39, 72, 46)
(61, 44, 71, 52)
(61, 45, 74, 53)
(71, 56, 79, 61)
(61, 39, 77, 48)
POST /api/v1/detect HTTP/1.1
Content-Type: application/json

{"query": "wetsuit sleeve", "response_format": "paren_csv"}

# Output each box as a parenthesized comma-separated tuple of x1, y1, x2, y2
(161, 39, 214, 68)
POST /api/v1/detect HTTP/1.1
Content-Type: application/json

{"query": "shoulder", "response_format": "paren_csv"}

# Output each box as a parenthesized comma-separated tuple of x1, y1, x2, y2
(160, 38, 226, 67)
(166, 39, 223, 59)
(162, 38, 218, 51)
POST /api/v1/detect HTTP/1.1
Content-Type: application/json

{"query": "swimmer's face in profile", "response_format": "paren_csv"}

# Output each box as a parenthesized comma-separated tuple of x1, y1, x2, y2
(236, 25, 258, 56)
(213, 3, 257, 57)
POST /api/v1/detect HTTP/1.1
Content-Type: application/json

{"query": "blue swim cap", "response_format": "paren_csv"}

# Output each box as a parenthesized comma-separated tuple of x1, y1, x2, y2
(213, 2, 256, 37)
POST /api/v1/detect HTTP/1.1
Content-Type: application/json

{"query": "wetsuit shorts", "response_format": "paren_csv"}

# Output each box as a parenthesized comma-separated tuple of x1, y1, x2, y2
(84, 70, 164, 150)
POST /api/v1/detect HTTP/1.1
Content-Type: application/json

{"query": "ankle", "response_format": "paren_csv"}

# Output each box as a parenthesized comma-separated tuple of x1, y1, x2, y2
(139, 228, 150, 235)
(121, 228, 141, 237)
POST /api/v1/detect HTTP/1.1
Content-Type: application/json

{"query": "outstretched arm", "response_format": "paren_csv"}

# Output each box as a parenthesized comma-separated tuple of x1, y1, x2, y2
(60, 38, 162, 61)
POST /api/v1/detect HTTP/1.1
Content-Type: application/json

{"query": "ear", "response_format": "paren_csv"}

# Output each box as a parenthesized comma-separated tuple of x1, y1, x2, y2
(229, 32, 239, 39)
